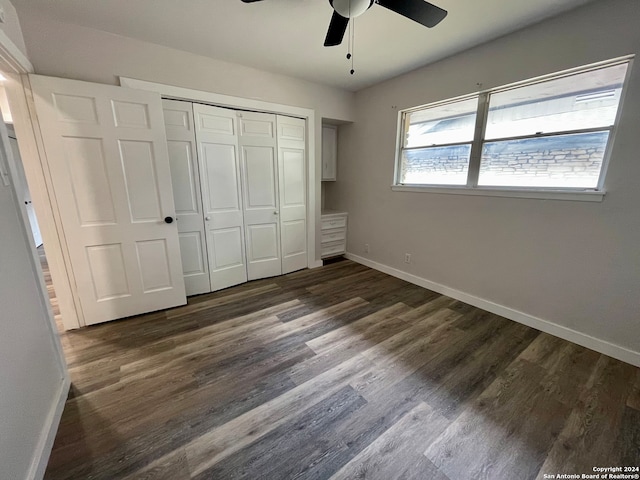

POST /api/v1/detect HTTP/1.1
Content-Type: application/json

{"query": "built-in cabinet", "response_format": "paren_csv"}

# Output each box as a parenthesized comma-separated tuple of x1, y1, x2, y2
(321, 124, 337, 181)
(163, 100, 308, 296)
(321, 210, 348, 259)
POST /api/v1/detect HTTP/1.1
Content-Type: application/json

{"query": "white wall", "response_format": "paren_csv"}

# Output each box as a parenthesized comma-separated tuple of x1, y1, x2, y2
(326, 0, 640, 361)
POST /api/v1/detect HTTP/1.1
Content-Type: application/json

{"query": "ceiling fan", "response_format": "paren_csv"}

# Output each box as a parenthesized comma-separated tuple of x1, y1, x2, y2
(240, 0, 448, 47)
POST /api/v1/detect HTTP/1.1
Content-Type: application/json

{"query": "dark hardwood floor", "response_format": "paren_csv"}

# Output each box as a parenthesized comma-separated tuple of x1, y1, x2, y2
(39, 252, 640, 479)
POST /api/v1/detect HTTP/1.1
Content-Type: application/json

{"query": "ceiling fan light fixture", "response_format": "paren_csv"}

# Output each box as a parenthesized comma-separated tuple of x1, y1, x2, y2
(330, 0, 373, 19)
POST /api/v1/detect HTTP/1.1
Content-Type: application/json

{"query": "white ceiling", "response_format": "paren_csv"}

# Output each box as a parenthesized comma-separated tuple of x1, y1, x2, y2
(12, 0, 596, 91)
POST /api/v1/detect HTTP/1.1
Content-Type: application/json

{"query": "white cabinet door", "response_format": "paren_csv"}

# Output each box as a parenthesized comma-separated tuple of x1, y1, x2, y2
(30, 75, 186, 325)
(322, 125, 337, 181)
(162, 100, 210, 296)
(193, 103, 248, 291)
(238, 111, 282, 281)
(277, 115, 307, 274)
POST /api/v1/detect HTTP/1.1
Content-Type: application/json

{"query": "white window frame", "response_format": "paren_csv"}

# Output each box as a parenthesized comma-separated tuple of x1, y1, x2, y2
(392, 55, 634, 202)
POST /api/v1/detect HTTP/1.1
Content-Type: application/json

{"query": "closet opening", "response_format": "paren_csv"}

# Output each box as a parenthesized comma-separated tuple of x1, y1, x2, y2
(162, 98, 309, 297)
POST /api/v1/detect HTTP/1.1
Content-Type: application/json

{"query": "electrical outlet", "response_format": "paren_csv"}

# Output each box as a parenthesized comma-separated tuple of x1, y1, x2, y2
(404, 253, 411, 264)
(364, 244, 370, 253)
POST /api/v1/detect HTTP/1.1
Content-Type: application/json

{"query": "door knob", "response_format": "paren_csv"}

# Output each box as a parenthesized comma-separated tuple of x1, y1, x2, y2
(205, 216, 211, 221)
(274, 211, 279, 215)
(164, 216, 174, 224)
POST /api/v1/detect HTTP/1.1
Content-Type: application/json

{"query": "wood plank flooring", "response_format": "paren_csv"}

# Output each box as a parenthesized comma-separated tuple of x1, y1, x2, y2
(40, 254, 640, 479)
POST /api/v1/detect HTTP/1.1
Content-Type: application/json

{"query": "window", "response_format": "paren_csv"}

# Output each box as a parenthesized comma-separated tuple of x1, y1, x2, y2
(399, 97, 477, 185)
(395, 58, 631, 198)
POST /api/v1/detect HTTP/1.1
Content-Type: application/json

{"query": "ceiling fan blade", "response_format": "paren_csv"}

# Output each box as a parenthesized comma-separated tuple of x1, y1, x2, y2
(376, 0, 447, 28)
(240, 0, 264, 3)
(324, 11, 349, 47)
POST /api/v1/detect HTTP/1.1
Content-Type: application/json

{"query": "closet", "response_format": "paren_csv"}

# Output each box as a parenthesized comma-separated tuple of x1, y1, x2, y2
(19, 74, 312, 327)
(163, 100, 307, 296)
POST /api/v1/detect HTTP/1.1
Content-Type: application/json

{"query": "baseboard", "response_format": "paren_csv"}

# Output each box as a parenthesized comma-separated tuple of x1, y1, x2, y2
(28, 375, 70, 480)
(345, 252, 640, 368)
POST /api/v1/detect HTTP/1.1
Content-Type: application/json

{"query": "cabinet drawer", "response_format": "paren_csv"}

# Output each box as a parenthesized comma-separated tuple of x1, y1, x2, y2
(321, 240, 346, 258)
(321, 228, 346, 243)
(321, 215, 347, 230)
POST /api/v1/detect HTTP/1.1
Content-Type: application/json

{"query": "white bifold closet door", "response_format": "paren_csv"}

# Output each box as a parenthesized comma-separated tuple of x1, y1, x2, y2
(179, 102, 307, 294)
(29, 75, 186, 325)
(162, 100, 210, 296)
(193, 103, 248, 291)
(237, 111, 282, 281)
(276, 115, 307, 274)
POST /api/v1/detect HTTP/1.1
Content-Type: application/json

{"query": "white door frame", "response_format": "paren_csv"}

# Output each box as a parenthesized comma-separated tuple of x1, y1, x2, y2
(119, 77, 321, 271)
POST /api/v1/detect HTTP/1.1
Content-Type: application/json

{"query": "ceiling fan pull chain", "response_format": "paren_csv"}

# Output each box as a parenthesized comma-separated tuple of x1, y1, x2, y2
(346, 0, 352, 62)
(350, 17, 355, 74)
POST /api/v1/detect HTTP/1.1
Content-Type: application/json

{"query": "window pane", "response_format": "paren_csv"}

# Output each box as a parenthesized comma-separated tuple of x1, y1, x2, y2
(405, 97, 478, 147)
(485, 63, 628, 140)
(478, 131, 609, 188)
(400, 145, 471, 185)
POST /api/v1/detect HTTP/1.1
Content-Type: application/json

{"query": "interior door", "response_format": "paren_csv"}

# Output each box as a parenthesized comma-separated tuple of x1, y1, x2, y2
(238, 111, 282, 281)
(193, 103, 247, 291)
(162, 100, 210, 296)
(276, 115, 307, 274)
(8, 134, 42, 247)
(29, 75, 186, 325)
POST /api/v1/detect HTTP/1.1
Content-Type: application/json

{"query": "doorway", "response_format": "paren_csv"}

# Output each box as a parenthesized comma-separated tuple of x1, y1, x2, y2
(1, 72, 63, 333)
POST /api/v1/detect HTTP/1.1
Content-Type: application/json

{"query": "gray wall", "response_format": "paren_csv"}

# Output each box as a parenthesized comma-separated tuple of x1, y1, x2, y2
(16, 14, 355, 123)
(325, 0, 640, 357)
(0, 109, 66, 478)
(0, 4, 67, 478)
(0, 0, 27, 56)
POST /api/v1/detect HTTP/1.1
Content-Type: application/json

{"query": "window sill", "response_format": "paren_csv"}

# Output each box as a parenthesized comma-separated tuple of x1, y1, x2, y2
(391, 185, 605, 202)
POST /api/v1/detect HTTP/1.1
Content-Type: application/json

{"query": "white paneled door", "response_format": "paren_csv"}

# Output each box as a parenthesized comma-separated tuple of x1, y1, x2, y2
(29, 75, 186, 325)
(238, 111, 282, 281)
(162, 100, 210, 296)
(276, 115, 307, 274)
(193, 103, 248, 291)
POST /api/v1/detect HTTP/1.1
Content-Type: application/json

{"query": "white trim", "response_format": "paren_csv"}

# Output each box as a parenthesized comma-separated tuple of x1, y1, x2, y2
(0, 29, 33, 74)
(119, 77, 319, 268)
(120, 77, 313, 118)
(27, 376, 69, 480)
(488, 54, 634, 96)
(391, 185, 605, 202)
(597, 57, 634, 191)
(345, 252, 640, 368)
